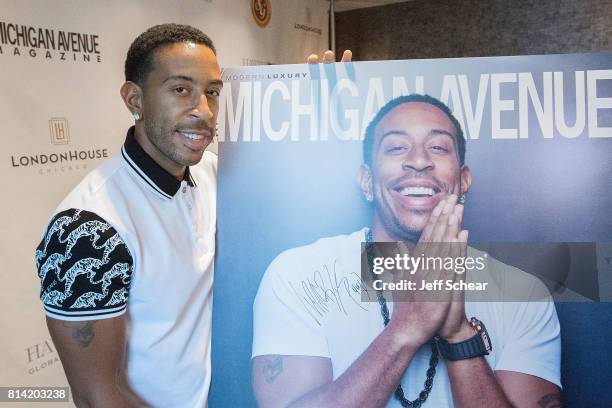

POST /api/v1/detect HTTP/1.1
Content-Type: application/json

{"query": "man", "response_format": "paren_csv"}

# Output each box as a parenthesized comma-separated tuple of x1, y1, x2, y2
(34, 22, 350, 406)
(252, 94, 562, 407)
(34, 24, 221, 407)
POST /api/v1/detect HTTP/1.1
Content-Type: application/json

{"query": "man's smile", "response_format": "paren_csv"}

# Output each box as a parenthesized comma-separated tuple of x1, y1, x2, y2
(176, 128, 211, 150)
(389, 178, 445, 210)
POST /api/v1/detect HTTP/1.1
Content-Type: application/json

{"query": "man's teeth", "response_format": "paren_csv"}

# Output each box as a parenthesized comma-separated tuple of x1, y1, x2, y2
(399, 187, 435, 196)
(180, 132, 204, 140)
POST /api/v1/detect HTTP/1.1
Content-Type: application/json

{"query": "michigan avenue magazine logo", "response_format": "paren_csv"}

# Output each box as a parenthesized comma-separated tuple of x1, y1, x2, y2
(0, 21, 101, 63)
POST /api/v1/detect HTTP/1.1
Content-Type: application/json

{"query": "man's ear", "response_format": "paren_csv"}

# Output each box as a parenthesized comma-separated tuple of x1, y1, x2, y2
(358, 164, 374, 202)
(120, 81, 143, 119)
(460, 165, 472, 195)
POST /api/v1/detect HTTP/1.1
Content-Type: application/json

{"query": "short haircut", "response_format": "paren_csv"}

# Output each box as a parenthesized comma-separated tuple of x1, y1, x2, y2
(125, 23, 216, 86)
(362, 94, 466, 167)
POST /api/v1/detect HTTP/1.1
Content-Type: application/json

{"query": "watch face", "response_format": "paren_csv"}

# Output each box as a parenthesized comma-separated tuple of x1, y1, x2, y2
(480, 328, 492, 353)
(471, 318, 492, 353)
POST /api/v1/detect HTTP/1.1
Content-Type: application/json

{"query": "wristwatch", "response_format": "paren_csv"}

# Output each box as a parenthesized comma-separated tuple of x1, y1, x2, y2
(436, 317, 492, 361)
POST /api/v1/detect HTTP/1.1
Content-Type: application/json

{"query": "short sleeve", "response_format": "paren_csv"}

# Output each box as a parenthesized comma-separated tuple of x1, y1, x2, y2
(252, 251, 330, 359)
(34, 209, 134, 321)
(494, 298, 561, 388)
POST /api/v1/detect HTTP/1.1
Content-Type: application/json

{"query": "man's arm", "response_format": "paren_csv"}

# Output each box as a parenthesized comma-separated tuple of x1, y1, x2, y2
(36, 209, 140, 406)
(47, 315, 147, 407)
(252, 350, 561, 408)
(496, 371, 562, 408)
(253, 323, 421, 408)
(253, 309, 560, 408)
(428, 215, 561, 407)
(253, 196, 561, 407)
(253, 196, 463, 408)
(442, 322, 561, 408)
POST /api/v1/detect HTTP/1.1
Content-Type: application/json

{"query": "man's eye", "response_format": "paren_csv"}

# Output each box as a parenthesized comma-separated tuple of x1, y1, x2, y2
(207, 89, 221, 97)
(386, 146, 405, 153)
(430, 145, 449, 152)
(175, 87, 188, 94)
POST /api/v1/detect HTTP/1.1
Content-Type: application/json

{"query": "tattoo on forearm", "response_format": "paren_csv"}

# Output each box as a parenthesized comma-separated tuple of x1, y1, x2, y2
(538, 393, 563, 408)
(263, 355, 283, 384)
(62, 321, 95, 347)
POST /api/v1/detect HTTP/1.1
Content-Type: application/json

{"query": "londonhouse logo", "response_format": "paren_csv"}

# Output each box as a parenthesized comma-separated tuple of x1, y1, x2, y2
(251, 0, 271, 28)
(49, 118, 69, 145)
(0, 21, 101, 63)
(10, 118, 109, 175)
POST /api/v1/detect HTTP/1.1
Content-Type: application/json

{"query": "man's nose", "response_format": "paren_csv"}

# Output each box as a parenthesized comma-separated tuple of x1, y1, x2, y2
(189, 94, 213, 121)
(401, 146, 434, 172)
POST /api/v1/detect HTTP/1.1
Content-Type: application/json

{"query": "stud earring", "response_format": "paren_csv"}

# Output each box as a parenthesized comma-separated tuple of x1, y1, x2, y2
(458, 194, 466, 205)
(132, 112, 141, 121)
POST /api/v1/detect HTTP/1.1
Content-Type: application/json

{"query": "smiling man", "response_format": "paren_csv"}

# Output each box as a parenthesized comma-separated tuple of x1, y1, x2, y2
(252, 94, 562, 407)
(34, 24, 221, 407)
(360, 97, 470, 243)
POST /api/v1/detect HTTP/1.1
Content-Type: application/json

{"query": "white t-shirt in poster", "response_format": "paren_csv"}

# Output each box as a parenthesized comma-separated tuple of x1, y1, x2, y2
(252, 229, 561, 407)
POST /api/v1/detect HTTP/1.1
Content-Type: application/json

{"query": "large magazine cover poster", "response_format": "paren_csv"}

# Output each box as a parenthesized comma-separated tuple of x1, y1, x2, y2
(210, 54, 612, 407)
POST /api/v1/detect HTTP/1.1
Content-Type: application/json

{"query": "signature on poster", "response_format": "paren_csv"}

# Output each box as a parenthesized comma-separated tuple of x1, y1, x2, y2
(289, 261, 370, 325)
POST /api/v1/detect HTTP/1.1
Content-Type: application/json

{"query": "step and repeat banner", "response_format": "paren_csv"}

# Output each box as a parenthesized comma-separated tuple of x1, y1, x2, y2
(0, 1, 327, 405)
(214, 55, 612, 406)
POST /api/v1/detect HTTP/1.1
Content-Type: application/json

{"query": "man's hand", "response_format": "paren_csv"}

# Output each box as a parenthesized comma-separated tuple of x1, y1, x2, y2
(307, 50, 352, 64)
(437, 202, 473, 343)
(388, 194, 469, 348)
(252, 192, 559, 408)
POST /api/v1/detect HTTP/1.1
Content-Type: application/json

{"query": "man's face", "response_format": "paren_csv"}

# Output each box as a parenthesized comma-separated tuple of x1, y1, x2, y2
(365, 102, 471, 241)
(139, 42, 222, 175)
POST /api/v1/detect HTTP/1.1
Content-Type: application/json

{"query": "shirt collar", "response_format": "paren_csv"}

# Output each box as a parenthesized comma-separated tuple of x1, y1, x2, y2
(120, 126, 196, 199)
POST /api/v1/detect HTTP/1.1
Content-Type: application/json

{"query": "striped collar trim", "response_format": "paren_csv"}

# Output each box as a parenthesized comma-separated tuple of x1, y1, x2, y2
(121, 127, 195, 199)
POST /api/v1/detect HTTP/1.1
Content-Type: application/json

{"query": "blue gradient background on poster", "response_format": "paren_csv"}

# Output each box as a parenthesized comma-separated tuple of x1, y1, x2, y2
(211, 54, 612, 407)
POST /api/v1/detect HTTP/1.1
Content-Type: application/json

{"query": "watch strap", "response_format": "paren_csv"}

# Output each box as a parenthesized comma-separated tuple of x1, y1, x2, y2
(437, 333, 488, 361)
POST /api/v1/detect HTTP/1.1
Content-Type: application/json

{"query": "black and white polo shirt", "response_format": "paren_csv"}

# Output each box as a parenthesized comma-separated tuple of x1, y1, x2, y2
(35, 127, 216, 408)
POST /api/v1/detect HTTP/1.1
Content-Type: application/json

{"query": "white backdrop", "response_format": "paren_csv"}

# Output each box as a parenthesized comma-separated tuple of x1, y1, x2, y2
(0, 0, 328, 405)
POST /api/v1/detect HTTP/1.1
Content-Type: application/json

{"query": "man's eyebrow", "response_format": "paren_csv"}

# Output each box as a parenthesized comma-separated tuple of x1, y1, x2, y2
(208, 79, 224, 87)
(430, 129, 455, 139)
(379, 130, 408, 141)
(162, 75, 194, 84)
(376, 128, 456, 151)
(378, 128, 455, 141)
(376, 130, 407, 151)
(162, 76, 224, 88)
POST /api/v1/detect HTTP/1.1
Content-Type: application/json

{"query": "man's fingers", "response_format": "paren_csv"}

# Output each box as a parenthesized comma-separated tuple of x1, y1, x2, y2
(443, 202, 463, 242)
(454, 203, 464, 225)
(421, 195, 458, 286)
(419, 194, 455, 258)
(340, 49, 352, 62)
(418, 197, 447, 244)
(443, 228, 468, 304)
(458, 229, 469, 244)
(453, 230, 469, 291)
(307, 50, 352, 64)
(322, 50, 334, 63)
(429, 195, 457, 243)
(451, 230, 469, 304)
(307, 54, 319, 64)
